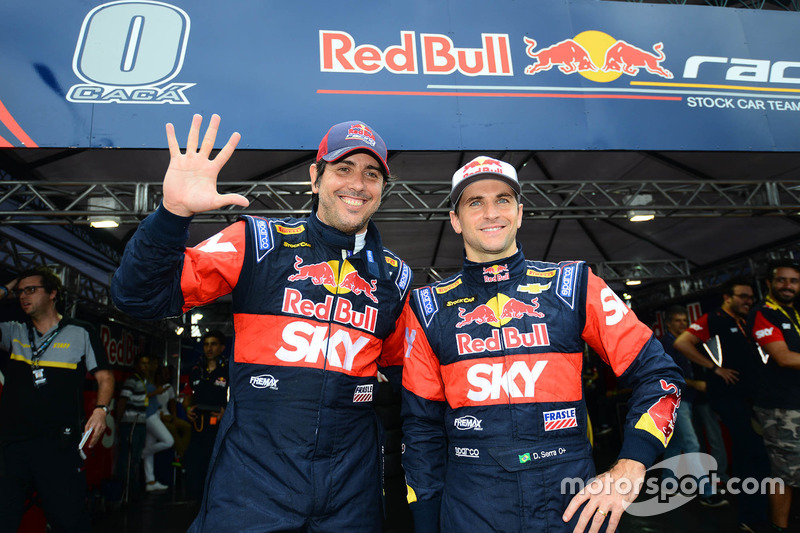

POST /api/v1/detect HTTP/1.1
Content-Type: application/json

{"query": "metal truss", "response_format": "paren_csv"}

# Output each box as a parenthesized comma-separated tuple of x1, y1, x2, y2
(0, 232, 179, 337)
(3, 180, 800, 224)
(616, 0, 797, 10)
(628, 242, 800, 313)
(593, 260, 691, 282)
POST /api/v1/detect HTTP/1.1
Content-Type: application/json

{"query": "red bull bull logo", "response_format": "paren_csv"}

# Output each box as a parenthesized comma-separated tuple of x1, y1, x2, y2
(288, 256, 378, 304)
(601, 40, 673, 79)
(456, 294, 546, 329)
(635, 379, 681, 446)
(454, 294, 549, 355)
(456, 304, 499, 328)
(346, 123, 376, 146)
(524, 31, 672, 83)
(463, 158, 505, 180)
(339, 270, 379, 303)
(288, 256, 336, 286)
(523, 38, 597, 75)
(499, 297, 544, 320)
(483, 263, 510, 283)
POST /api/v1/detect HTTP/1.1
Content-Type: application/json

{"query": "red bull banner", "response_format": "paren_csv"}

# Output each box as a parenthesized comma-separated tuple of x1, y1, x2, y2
(1, 0, 799, 151)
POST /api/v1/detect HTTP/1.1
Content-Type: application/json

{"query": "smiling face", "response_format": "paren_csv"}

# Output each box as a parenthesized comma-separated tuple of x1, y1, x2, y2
(449, 179, 523, 263)
(768, 267, 800, 306)
(723, 284, 754, 317)
(309, 152, 385, 235)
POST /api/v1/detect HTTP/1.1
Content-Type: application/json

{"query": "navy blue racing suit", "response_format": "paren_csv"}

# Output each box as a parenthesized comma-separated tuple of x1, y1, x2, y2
(112, 205, 412, 532)
(401, 250, 683, 532)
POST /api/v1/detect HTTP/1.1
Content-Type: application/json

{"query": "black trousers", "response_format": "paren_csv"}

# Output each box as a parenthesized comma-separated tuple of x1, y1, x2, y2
(0, 433, 91, 533)
(710, 394, 770, 524)
(183, 420, 219, 501)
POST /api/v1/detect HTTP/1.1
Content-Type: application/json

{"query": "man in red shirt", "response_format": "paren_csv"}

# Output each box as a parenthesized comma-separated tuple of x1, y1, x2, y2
(673, 278, 769, 530)
(750, 262, 800, 532)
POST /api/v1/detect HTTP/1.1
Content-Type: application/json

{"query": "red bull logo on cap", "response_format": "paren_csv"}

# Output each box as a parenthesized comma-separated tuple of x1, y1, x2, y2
(462, 157, 505, 179)
(346, 123, 376, 147)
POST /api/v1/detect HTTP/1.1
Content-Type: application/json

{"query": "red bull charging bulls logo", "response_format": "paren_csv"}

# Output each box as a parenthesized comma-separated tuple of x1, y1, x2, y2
(634, 379, 681, 446)
(524, 31, 672, 82)
(454, 294, 548, 355)
(288, 255, 378, 303)
(456, 294, 544, 328)
(483, 264, 509, 283)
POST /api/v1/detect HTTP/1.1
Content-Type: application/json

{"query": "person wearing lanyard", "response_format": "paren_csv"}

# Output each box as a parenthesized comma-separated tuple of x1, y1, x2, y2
(749, 261, 800, 533)
(673, 279, 770, 531)
(0, 266, 113, 532)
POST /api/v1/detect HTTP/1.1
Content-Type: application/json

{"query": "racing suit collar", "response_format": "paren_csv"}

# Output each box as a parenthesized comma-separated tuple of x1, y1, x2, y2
(308, 208, 389, 280)
(461, 245, 526, 286)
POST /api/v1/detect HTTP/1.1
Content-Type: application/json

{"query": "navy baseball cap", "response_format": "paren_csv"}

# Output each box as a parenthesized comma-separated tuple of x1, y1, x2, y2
(316, 121, 389, 176)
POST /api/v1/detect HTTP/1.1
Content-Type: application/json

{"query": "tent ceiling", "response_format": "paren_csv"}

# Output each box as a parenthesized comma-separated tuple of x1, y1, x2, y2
(2, 148, 800, 310)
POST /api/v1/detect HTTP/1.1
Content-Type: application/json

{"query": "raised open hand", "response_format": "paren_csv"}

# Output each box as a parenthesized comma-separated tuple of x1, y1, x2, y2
(161, 114, 249, 217)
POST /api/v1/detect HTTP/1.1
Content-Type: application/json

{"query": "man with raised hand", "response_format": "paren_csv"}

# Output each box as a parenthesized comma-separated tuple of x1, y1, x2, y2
(111, 115, 412, 532)
(401, 156, 683, 533)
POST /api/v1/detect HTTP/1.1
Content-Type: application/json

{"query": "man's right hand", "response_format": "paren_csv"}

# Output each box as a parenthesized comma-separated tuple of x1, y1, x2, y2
(186, 404, 197, 422)
(162, 114, 249, 217)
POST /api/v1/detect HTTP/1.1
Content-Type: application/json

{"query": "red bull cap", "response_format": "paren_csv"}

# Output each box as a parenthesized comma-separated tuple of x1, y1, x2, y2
(316, 120, 389, 176)
(451, 156, 520, 206)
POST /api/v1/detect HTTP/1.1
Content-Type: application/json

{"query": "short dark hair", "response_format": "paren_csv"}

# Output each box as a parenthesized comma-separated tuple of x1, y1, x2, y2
(19, 266, 62, 302)
(202, 330, 226, 346)
(310, 155, 393, 210)
(664, 305, 687, 323)
(721, 277, 754, 298)
(767, 260, 800, 282)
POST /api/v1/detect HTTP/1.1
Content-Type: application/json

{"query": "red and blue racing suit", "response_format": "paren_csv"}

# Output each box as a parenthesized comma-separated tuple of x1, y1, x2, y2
(111, 205, 412, 532)
(401, 250, 683, 532)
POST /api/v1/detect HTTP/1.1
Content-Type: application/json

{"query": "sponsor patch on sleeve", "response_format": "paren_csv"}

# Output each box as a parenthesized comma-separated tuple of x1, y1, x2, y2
(274, 224, 305, 235)
(396, 262, 411, 294)
(251, 217, 274, 262)
(543, 408, 577, 431)
(416, 287, 439, 327)
(435, 278, 462, 294)
(557, 262, 580, 309)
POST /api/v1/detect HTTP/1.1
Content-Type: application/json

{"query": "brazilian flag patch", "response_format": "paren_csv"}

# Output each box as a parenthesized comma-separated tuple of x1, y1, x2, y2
(519, 453, 531, 464)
